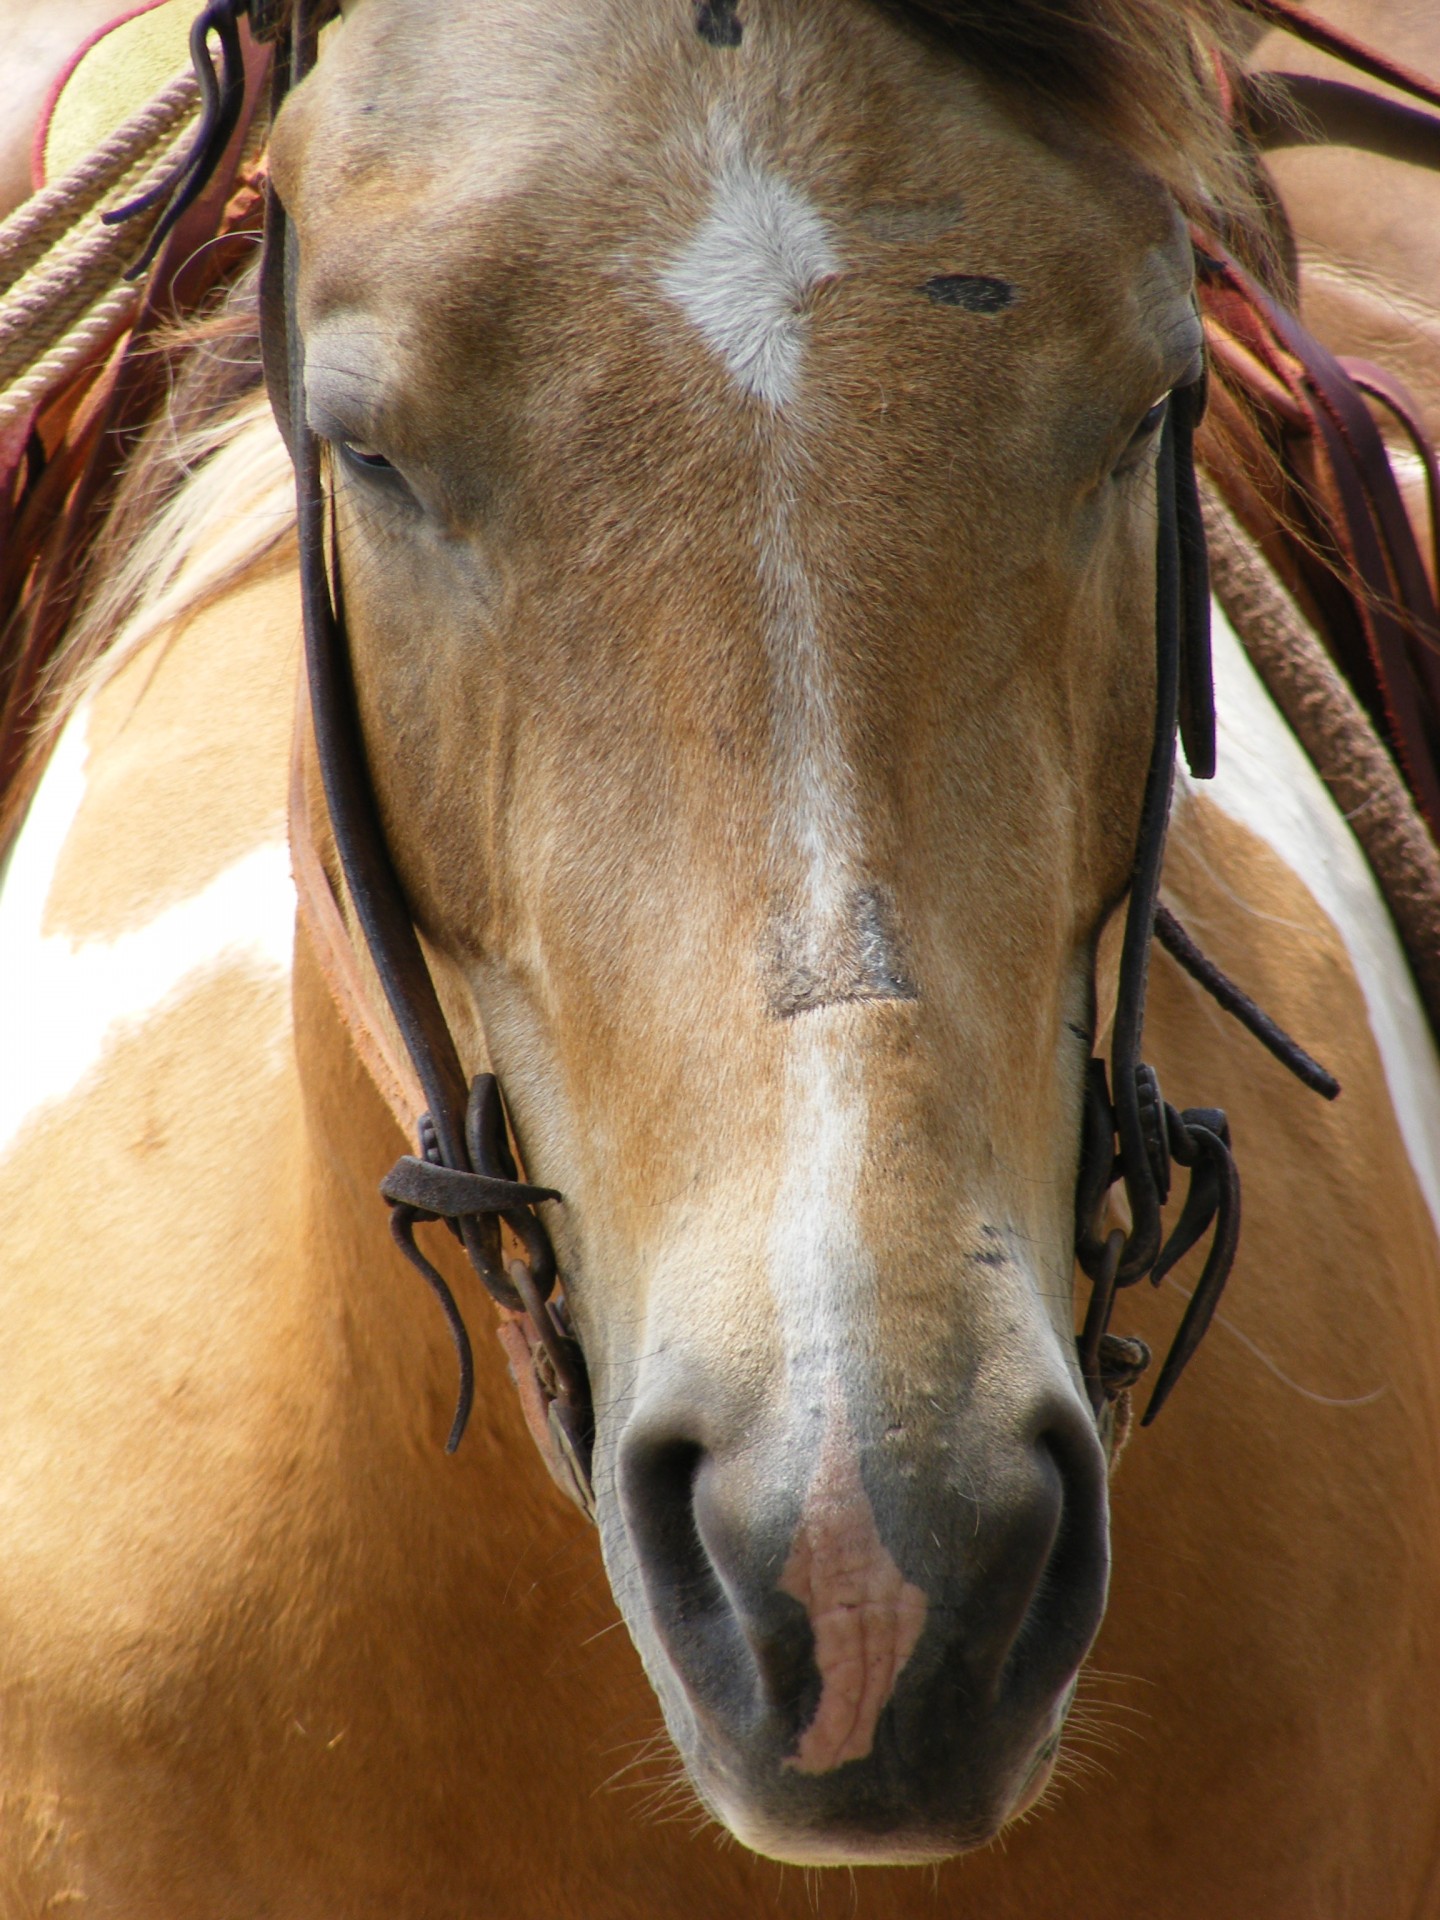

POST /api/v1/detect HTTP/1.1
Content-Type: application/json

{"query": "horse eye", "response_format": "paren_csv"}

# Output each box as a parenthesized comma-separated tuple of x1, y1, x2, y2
(1135, 396, 1168, 440)
(339, 440, 395, 473)
(1110, 394, 1170, 480)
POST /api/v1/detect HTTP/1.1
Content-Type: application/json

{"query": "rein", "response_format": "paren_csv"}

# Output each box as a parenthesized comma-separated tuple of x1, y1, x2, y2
(95, 0, 1440, 1508)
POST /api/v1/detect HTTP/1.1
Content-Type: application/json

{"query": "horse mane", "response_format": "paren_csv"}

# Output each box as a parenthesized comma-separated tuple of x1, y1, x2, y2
(16, 274, 290, 819)
(886, 0, 1271, 250)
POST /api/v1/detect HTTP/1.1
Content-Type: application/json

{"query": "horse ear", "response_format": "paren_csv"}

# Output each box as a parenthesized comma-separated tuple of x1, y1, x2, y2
(1173, 374, 1217, 780)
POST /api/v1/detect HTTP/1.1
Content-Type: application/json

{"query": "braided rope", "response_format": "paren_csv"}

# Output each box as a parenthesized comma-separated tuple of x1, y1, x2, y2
(0, 69, 199, 287)
(1202, 486, 1440, 1031)
(0, 139, 191, 387)
(0, 284, 139, 439)
(0, 74, 205, 426)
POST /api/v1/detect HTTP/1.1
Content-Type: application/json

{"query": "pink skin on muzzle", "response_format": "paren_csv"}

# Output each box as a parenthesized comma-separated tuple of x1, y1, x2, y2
(779, 1388, 928, 1775)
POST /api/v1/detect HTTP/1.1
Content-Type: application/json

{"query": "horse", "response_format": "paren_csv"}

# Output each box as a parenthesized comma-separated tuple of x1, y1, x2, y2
(1, 0, 1439, 1913)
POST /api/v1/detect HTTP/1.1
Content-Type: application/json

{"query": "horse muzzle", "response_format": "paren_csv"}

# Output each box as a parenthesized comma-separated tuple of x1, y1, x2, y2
(606, 1359, 1109, 1863)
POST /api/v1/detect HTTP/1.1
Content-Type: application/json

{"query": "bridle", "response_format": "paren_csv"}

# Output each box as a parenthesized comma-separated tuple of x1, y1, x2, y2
(1073, 373, 1335, 1427)
(116, 0, 1344, 1514)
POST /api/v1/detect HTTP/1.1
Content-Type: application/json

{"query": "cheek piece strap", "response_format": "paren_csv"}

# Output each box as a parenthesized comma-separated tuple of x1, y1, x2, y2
(261, 3, 592, 1481)
(1076, 377, 1337, 1426)
(115, 2, 1339, 1484)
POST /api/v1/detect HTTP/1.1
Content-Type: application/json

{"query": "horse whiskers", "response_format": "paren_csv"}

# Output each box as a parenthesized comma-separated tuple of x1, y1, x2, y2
(595, 1735, 720, 1843)
(594, 1736, 714, 1836)
(634, 1778, 711, 1834)
(1048, 1749, 1117, 1793)
(593, 1729, 674, 1791)
(1061, 1704, 1148, 1757)
(1070, 1663, 1157, 1717)
(1074, 1660, 1156, 1689)
(578, 1615, 629, 1648)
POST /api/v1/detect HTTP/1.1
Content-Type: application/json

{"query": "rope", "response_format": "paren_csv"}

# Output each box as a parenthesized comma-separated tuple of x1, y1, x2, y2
(0, 70, 199, 287)
(0, 74, 202, 425)
(0, 283, 139, 439)
(1202, 486, 1440, 1036)
(0, 140, 187, 387)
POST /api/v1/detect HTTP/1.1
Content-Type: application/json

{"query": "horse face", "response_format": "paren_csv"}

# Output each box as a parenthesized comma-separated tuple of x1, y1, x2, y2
(270, 0, 1201, 1862)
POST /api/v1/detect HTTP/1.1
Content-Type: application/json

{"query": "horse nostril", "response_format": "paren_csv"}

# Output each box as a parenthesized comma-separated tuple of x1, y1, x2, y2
(619, 1433, 726, 1637)
(1002, 1411, 1110, 1699)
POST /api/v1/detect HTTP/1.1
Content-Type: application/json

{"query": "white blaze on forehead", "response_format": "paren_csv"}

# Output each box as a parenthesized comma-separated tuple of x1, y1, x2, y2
(0, 708, 295, 1159)
(659, 143, 840, 410)
(1195, 603, 1440, 1239)
(662, 130, 866, 931)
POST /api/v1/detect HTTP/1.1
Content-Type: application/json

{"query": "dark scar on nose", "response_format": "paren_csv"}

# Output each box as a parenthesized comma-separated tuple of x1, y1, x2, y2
(696, 0, 743, 45)
(920, 274, 1017, 313)
(764, 886, 918, 1019)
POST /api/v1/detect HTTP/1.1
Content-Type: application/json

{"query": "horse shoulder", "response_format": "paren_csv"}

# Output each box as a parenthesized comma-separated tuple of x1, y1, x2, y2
(1088, 598, 1440, 1910)
(0, 562, 314, 1900)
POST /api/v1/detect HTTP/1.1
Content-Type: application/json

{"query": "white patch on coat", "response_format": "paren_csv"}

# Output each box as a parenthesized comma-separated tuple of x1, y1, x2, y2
(0, 709, 295, 1158)
(1195, 602, 1440, 1238)
(660, 144, 840, 410)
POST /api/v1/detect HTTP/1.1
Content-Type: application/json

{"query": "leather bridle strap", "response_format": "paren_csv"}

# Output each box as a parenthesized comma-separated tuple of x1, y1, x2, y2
(1235, 0, 1440, 114)
(257, 4, 593, 1481)
(1074, 376, 1330, 1426)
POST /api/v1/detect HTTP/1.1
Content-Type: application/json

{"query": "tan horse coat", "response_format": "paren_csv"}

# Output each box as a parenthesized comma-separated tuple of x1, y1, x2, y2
(2, 0, 1440, 1909)
(1, 434, 1438, 1915)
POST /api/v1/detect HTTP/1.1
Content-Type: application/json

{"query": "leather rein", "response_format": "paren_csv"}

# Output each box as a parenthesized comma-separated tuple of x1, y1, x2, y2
(112, 0, 1438, 1514)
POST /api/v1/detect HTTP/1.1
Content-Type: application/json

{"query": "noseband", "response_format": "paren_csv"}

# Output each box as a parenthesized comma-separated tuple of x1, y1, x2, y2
(123, 0, 1339, 1512)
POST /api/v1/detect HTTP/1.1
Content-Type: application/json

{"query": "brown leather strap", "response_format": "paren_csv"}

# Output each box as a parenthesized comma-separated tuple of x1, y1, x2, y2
(1197, 245, 1440, 845)
(1338, 358, 1440, 591)
(290, 670, 597, 1502)
(288, 687, 425, 1131)
(260, 0, 594, 1489)
(1245, 72, 1440, 171)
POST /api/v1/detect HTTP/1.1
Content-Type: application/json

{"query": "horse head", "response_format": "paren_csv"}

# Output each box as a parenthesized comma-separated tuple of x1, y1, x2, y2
(269, 0, 1206, 1862)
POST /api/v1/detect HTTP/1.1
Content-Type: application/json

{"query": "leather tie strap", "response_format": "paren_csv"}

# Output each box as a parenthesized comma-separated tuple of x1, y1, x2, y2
(380, 1160, 560, 1218)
